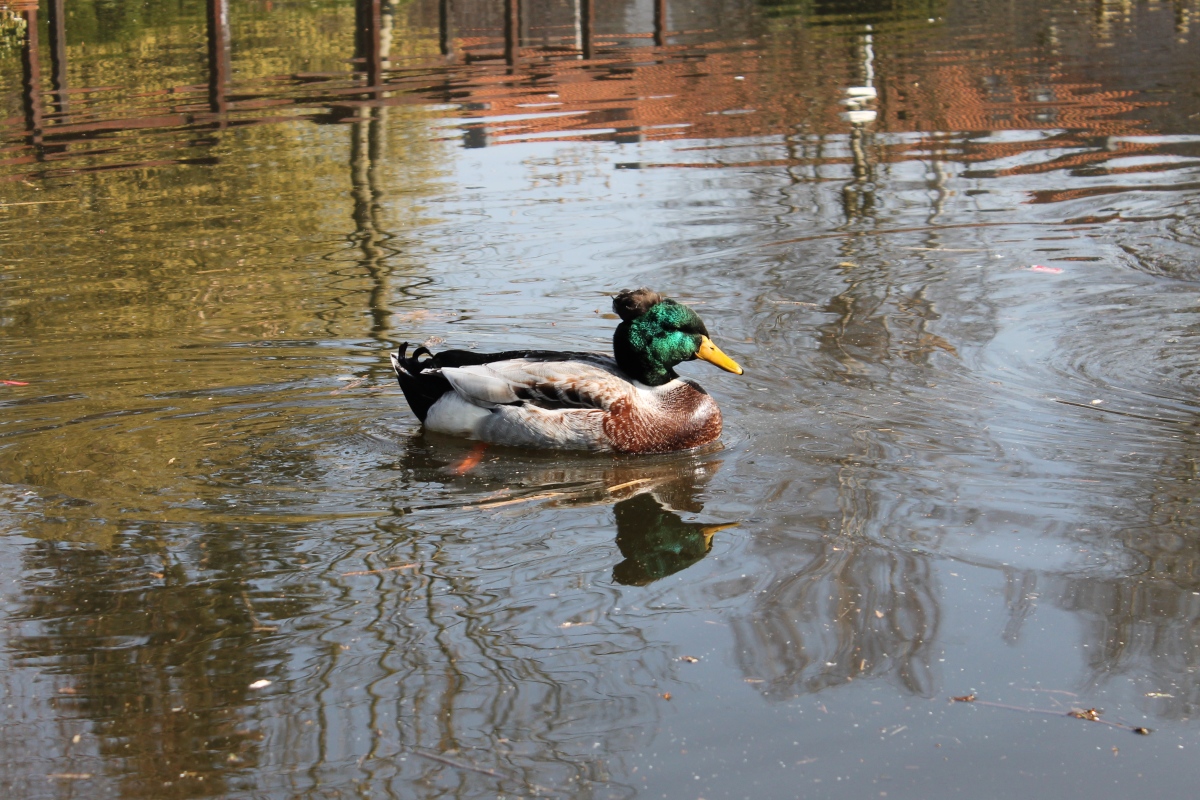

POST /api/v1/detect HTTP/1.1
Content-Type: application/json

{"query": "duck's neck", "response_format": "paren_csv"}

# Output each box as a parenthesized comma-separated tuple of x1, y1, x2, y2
(613, 321, 678, 387)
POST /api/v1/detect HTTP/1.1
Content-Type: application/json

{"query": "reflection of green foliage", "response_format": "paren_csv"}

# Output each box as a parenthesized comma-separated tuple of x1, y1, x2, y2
(758, 0, 944, 23)
(65, 0, 375, 45)
(0, 10, 25, 52)
(70, 0, 206, 43)
(51, 0, 421, 91)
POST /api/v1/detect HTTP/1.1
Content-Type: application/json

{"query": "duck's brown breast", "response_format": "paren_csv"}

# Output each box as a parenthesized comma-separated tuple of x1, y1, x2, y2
(602, 381, 722, 454)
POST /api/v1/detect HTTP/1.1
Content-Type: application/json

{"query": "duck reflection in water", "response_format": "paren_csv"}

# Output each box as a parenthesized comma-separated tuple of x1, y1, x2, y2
(612, 491, 736, 585)
(380, 431, 734, 585)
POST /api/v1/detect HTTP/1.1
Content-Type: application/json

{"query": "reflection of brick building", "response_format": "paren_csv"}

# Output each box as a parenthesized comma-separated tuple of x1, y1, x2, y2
(879, 51, 1157, 176)
(396, 0, 1169, 177)
(421, 39, 776, 146)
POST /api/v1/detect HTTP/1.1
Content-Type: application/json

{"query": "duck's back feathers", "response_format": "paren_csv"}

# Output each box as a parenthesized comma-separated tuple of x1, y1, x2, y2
(392, 344, 625, 410)
(443, 357, 631, 412)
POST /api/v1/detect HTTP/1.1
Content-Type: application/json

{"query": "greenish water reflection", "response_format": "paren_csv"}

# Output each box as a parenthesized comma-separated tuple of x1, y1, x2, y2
(613, 491, 732, 586)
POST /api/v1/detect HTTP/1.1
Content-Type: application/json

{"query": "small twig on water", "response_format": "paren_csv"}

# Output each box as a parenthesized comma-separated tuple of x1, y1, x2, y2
(340, 563, 419, 577)
(951, 694, 1150, 734)
(406, 747, 555, 795)
(239, 590, 278, 633)
(2, 200, 75, 207)
(409, 747, 504, 778)
(606, 478, 657, 494)
(474, 491, 564, 510)
(330, 378, 367, 395)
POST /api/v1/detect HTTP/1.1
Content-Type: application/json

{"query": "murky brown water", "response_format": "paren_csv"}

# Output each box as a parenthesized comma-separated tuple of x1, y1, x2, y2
(3, 0, 1200, 796)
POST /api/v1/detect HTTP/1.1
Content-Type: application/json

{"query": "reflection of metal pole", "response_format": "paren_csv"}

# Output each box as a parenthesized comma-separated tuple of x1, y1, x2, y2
(47, 0, 69, 120)
(349, 1, 394, 342)
(580, 0, 594, 59)
(839, 25, 877, 223)
(841, 123, 875, 221)
(206, 0, 230, 116)
(573, 0, 581, 52)
(379, 1, 393, 76)
(438, 0, 452, 57)
(20, 5, 43, 151)
(653, 0, 667, 47)
(350, 106, 393, 342)
(356, 0, 385, 87)
(504, 0, 519, 66)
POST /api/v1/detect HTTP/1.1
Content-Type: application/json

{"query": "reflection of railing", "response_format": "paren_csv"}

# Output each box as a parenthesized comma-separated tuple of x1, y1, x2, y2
(8, 0, 675, 172)
(207, 0, 230, 117)
(14, 0, 41, 149)
(15, 0, 238, 158)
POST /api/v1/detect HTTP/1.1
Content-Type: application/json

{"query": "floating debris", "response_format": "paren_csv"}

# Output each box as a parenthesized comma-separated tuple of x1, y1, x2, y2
(1067, 707, 1101, 721)
(341, 563, 419, 577)
(950, 693, 1150, 734)
(473, 491, 563, 510)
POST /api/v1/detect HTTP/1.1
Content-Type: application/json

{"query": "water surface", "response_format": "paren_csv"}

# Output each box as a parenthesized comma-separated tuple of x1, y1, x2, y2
(3, 0, 1200, 797)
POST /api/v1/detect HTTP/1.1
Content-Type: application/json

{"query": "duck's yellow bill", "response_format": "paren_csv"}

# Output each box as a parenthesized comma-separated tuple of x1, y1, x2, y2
(701, 521, 740, 543)
(697, 336, 744, 375)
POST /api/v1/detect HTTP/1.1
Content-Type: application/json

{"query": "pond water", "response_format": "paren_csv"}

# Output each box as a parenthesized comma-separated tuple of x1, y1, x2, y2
(3, 0, 1200, 796)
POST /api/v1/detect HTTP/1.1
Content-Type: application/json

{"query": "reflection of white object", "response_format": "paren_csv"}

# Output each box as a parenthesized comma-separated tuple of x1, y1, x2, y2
(845, 86, 877, 99)
(841, 109, 877, 124)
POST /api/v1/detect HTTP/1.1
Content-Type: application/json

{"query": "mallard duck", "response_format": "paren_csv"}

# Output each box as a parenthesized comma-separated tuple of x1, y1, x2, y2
(390, 288, 743, 453)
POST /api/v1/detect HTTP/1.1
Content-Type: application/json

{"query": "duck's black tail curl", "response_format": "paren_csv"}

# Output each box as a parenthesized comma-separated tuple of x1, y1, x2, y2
(390, 343, 452, 423)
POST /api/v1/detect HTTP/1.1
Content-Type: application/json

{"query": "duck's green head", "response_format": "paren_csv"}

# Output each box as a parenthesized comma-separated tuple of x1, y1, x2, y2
(612, 288, 744, 386)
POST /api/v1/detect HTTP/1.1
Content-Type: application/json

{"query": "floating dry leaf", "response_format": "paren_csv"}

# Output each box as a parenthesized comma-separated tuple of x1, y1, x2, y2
(1068, 708, 1101, 721)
